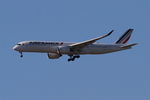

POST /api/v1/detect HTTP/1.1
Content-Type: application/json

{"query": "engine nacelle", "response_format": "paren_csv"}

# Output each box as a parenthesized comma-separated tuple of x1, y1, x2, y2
(47, 53, 61, 59)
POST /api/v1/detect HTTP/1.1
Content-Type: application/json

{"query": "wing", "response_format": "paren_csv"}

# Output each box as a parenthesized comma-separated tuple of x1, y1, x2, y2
(69, 30, 114, 51)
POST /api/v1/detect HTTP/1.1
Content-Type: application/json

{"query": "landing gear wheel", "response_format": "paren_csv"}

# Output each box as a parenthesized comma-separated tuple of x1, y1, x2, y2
(68, 58, 75, 62)
(72, 57, 75, 61)
(67, 55, 80, 62)
(68, 59, 72, 62)
(75, 55, 80, 58)
(68, 59, 71, 62)
(20, 55, 23, 58)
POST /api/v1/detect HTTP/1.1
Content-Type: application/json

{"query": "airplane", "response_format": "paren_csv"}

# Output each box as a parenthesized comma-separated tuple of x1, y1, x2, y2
(13, 29, 137, 61)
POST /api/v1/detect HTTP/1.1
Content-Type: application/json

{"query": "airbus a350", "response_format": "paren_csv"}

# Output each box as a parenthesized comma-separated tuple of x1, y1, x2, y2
(13, 29, 137, 61)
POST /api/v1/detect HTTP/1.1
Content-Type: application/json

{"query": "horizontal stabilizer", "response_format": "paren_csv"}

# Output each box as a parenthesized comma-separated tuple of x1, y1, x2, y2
(121, 43, 138, 49)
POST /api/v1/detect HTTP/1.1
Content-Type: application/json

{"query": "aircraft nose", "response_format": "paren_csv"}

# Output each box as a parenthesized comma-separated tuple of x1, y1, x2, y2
(13, 45, 19, 51)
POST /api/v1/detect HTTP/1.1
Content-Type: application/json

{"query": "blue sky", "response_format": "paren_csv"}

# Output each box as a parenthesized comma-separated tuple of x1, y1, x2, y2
(0, 0, 149, 100)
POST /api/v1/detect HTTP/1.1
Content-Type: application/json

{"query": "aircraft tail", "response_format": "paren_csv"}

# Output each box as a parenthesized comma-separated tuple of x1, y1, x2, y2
(116, 29, 134, 44)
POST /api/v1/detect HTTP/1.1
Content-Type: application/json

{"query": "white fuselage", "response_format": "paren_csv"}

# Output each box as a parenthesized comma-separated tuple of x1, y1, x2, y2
(13, 41, 130, 55)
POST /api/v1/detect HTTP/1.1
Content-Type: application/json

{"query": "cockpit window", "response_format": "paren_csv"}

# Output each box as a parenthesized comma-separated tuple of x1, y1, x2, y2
(17, 44, 21, 45)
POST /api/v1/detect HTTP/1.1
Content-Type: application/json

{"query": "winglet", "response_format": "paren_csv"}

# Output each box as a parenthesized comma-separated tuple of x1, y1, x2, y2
(94, 30, 114, 41)
(108, 30, 114, 36)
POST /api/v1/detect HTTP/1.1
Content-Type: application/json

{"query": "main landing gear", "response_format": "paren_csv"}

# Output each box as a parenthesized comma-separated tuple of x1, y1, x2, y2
(19, 52, 23, 58)
(68, 55, 80, 62)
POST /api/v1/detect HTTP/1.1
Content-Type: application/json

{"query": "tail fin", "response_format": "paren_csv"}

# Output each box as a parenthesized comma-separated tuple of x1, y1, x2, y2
(116, 29, 134, 44)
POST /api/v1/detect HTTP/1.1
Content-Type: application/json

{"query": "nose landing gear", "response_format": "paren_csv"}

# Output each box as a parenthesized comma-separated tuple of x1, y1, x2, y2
(19, 52, 23, 58)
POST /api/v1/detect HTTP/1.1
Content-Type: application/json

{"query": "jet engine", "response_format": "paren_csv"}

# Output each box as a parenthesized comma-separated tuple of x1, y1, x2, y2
(47, 53, 61, 59)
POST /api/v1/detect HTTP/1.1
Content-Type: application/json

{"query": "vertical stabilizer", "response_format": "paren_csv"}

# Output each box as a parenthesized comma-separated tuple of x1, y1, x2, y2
(116, 29, 134, 44)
